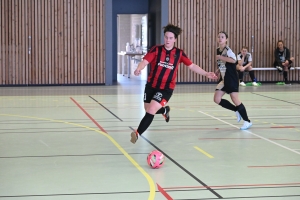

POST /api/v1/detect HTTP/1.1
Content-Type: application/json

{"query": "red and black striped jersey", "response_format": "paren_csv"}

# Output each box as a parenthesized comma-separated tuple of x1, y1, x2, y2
(143, 45, 192, 90)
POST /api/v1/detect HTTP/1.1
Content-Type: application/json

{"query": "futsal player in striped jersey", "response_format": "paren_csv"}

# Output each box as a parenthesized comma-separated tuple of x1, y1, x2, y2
(130, 24, 218, 144)
(214, 31, 252, 130)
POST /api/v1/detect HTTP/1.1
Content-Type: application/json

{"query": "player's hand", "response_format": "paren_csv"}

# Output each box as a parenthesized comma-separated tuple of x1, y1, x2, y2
(282, 61, 289, 67)
(215, 70, 220, 76)
(206, 72, 218, 79)
(134, 69, 141, 76)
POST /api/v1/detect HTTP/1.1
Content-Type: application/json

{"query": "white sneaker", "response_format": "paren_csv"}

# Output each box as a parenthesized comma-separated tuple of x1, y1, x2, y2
(235, 111, 241, 122)
(240, 82, 246, 86)
(252, 82, 258, 86)
(240, 121, 252, 130)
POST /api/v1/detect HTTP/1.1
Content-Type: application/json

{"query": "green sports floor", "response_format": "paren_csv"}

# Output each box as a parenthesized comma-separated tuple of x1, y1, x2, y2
(0, 75, 299, 200)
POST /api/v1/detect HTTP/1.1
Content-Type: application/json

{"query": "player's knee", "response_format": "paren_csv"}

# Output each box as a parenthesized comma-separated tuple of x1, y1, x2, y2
(146, 108, 156, 115)
(214, 96, 221, 104)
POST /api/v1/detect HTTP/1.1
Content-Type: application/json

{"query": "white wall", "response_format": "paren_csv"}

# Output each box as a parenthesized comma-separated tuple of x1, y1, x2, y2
(117, 14, 147, 76)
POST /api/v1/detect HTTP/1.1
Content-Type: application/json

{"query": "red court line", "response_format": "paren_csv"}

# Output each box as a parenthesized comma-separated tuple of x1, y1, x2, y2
(157, 183, 173, 200)
(271, 126, 295, 128)
(163, 182, 300, 190)
(70, 97, 107, 133)
(248, 164, 300, 168)
(269, 138, 300, 142)
(198, 138, 300, 142)
(198, 138, 260, 140)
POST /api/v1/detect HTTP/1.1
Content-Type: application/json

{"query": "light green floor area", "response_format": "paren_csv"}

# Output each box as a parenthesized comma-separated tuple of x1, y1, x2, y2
(0, 76, 300, 200)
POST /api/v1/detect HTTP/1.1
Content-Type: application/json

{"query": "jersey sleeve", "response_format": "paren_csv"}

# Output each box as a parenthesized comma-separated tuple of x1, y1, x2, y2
(143, 46, 157, 63)
(227, 49, 237, 61)
(237, 54, 242, 60)
(248, 53, 252, 62)
(180, 51, 193, 66)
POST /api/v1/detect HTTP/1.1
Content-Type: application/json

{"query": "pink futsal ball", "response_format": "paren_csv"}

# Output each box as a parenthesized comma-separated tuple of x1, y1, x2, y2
(147, 150, 165, 169)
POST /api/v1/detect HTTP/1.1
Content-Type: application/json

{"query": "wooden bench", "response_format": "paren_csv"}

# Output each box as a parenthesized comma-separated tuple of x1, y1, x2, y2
(251, 67, 300, 71)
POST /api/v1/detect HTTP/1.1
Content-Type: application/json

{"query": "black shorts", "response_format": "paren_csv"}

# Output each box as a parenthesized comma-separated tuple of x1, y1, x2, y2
(215, 78, 239, 94)
(143, 84, 173, 106)
(215, 87, 239, 94)
(220, 85, 239, 94)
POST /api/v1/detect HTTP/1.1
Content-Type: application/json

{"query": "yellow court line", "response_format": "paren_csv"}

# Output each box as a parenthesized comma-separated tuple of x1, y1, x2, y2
(194, 146, 214, 158)
(0, 113, 155, 200)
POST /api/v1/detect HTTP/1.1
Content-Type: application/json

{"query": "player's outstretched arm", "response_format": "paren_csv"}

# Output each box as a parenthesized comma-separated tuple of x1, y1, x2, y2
(187, 63, 218, 80)
(134, 59, 149, 76)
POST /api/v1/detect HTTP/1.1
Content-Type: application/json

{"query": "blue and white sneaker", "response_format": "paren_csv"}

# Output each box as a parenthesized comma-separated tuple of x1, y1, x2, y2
(235, 111, 241, 123)
(240, 121, 252, 130)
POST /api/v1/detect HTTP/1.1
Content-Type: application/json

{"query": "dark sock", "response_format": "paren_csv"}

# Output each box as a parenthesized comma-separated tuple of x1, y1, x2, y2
(236, 103, 250, 122)
(219, 99, 237, 112)
(238, 71, 243, 82)
(283, 71, 288, 82)
(137, 112, 154, 135)
(249, 71, 256, 82)
(156, 107, 165, 114)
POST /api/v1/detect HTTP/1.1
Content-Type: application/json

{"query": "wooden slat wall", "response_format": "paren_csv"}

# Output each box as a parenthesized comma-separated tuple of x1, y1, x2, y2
(0, 0, 105, 85)
(169, 0, 300, 83)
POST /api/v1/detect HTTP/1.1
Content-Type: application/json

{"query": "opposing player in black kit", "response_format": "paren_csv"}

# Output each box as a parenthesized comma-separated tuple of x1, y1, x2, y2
(214, 31, 252, 130)
(130, 24, 218, 144)
(273, 40, 295, 84)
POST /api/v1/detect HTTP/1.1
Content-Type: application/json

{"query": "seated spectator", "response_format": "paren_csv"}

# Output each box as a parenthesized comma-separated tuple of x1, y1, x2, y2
(273, 40, 295, 84)
(236, 46, 258, 86)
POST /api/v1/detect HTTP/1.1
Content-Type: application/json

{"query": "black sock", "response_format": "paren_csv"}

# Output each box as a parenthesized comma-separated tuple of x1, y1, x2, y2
(219, 99, 237, 112)
(283, 71, 288, 82)
(236, 103, 250, 122)
(156, 107, 165, 114)
(137, 112, 154, 135)
(238, 71, 244, 82)
(249, 71, 257, 82)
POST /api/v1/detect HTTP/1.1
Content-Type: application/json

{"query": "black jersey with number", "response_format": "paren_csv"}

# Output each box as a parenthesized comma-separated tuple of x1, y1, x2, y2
(216, 46, 239, 91)
(274, 47, 291, 63)
(143, 45, 192, 90)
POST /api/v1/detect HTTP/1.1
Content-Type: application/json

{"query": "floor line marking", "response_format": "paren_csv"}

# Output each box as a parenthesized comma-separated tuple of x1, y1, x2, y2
(89, 95, 123, 121)
(39, 140, 49, 147)
(251, 92, 300, 106)
(157, 183, 173, 200)
(132, 128, 223, 199)
(198, 110, 300, 155)
(248, 164, 300, 168)
(0, 113, 156, 200)
(70, 97, 107, 133)
(163, 182, 300, 190)
(194, 146, 214, 158)
(198, 138, 260, 140)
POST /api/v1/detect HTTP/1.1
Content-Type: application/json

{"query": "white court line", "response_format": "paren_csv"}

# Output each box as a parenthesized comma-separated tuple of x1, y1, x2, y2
(198, 110, 300, 155)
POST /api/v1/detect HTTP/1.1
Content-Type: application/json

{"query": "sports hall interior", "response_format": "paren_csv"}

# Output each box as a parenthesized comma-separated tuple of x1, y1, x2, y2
(1, 0, 300, 200)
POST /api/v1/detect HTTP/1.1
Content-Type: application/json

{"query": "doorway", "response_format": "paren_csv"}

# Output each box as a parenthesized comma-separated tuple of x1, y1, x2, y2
(117, 14, 148, 85)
